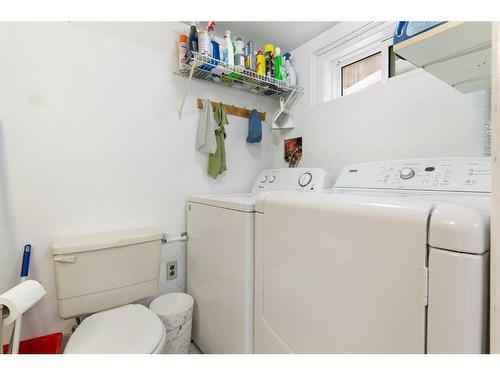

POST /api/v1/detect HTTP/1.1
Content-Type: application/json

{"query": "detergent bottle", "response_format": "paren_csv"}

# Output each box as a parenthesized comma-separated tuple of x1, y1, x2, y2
(283, 52, 297, 86)
(274, 47, 284, 80)
(255, 50, 266, 76)
(223, 30, 234, 66)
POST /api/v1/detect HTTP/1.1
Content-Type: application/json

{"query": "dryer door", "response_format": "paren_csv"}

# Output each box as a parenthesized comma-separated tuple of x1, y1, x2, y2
(255, 192, 432, 353)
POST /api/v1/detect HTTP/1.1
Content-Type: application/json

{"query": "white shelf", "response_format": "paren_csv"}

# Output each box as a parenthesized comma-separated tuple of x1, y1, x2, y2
(180, 52, 303, 98)
(394, 22, 492, 93)
(176, 52, 303, 118)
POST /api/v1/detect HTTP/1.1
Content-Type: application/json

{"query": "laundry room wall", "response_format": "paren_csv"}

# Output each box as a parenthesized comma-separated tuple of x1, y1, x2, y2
(272, 23, 486, 178)
(0, 22, 277, 342)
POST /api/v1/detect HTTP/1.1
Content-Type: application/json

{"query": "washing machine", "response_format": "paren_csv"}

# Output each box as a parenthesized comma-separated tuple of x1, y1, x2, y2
(187, 168, 329, 354)
(255, 158, 490, 354)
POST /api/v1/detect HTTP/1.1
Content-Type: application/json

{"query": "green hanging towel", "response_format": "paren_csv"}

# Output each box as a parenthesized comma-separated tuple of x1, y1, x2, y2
(208, 103, 228, 178)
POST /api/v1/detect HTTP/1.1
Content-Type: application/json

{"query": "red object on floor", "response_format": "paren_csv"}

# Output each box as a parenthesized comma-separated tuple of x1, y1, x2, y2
(3, 332, 63, 354)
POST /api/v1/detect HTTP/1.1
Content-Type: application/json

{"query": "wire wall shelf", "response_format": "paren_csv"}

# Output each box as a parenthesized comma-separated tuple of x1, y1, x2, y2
(176, 52, 303, 118)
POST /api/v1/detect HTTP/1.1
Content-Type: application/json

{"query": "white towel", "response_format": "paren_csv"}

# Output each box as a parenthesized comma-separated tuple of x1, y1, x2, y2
(195, 99, 217, 154)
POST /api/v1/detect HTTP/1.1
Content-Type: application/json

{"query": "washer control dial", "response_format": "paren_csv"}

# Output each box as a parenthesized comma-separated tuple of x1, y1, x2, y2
(298, 172, 313, 187)
(261, 175, 267, 183)
(268, 175, 276, 183)
(400, 167, 415, 180)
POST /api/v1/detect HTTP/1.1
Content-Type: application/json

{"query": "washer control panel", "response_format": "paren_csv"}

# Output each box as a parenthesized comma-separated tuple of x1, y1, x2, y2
(252, 168, 329, 193)
(334, 158, 491, 192)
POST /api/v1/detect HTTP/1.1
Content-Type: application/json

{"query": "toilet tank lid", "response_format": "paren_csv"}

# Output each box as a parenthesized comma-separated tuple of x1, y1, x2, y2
(50, 228, 163, 255)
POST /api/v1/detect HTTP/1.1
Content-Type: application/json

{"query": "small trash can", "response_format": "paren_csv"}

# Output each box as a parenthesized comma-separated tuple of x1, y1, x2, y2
(149, 293, 194, 354)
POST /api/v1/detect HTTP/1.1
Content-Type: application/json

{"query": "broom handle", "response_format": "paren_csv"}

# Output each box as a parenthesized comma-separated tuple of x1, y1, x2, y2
(7, 244, 32, 354)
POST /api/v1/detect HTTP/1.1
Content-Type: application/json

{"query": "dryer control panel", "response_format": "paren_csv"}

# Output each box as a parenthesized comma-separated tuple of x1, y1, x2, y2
(251, 168, 329, 193)
(334, 158, 491, 193)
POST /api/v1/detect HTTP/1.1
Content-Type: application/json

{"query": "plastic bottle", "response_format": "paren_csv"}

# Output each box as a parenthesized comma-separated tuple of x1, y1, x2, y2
(246, 41, 256, 71)
(188, 22, 198, 58)
(234, 37, 246, 69)
(198, 31, 211, 59)
(206, 22, 220, 68)
(207, 22, 218, 62)
(178, 34, 188, 71)
(274, 47, 284, 81)
(264, 43, 274, 79)
(199, 21, 216, 63)
(223, 30, 234, 66)
(244, 45, 250, 70)
(283, 52, 296, 86)
(255, 51, 266, 76)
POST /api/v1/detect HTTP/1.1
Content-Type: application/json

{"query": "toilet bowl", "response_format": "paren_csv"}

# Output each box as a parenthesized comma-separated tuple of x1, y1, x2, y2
(50, 228, 168, 354)
(64, 304, 166, 354)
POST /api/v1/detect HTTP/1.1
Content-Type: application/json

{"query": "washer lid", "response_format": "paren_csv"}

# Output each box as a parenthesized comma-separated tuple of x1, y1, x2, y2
(51, 228, 163, 255)
(188, 193, 256, 212)
(429, 203, 490, 254)
(64, 304, 165, 354)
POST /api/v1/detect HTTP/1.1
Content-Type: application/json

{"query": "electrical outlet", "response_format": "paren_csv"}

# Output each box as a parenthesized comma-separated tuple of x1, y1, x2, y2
(166, 261, 177, 280)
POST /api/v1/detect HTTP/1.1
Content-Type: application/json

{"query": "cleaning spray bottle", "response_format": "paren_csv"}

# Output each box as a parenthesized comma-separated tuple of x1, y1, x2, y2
(283, 52, 297, 86)
(198, 27, 211, 60)
(223, 30, 234, 66)
(207, 22, 219, 62)
(207, 21, 222, 80)
(274, 47, 284, 81)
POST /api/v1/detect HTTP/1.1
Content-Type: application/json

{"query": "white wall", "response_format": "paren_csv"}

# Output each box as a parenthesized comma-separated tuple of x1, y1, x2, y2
(273, 23, 486, 178)
(0, 22, 277, 342)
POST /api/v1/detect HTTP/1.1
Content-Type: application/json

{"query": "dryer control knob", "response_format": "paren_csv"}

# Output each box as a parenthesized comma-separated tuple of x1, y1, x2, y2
(298, 172, 313, 187)
(400, 168, 415, 179)
(269, 175, 276, 183)
(261, 175, 268, 183)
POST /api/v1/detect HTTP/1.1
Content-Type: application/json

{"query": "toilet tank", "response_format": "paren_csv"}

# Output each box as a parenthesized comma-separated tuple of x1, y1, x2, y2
(50, 228, 162, 318)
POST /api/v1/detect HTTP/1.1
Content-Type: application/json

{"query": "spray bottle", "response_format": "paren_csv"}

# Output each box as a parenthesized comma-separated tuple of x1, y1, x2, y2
(223, 30, 234, 66)
(283, 52, 297, 86)
(274, 47, 284, 81)
(207, 22, 219, 61)
(198, 26, 212, 60)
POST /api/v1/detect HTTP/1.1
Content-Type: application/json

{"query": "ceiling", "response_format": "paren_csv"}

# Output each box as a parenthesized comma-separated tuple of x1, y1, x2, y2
(187, 22, 338, 52)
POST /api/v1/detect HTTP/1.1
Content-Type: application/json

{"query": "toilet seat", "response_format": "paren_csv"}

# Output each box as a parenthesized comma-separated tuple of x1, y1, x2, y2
(64, 304, 166, 354)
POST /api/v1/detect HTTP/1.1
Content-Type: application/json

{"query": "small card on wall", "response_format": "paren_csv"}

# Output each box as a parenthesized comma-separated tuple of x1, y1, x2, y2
(284, 137, 302, 167)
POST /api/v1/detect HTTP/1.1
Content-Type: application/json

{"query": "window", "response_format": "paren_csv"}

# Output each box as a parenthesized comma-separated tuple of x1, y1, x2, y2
(315, 22, 417, 103)
(341, 52, 381, 96)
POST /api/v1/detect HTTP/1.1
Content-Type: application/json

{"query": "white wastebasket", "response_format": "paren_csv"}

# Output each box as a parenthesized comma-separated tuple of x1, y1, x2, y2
(149, 293, 194, 354)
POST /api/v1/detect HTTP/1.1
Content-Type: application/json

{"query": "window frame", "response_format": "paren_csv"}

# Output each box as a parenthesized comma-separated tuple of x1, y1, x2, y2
(314, 22, 398, 104)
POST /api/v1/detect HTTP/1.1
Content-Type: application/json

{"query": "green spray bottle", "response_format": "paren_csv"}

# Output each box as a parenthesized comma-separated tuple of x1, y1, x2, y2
(274, 47, 284, 80)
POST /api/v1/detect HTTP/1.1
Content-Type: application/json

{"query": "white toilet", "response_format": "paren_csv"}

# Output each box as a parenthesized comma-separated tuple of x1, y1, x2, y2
(50, 228, 167, 354)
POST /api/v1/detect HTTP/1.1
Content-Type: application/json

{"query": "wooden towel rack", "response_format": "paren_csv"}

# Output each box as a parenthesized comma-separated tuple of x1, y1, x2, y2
(197, 99, 266, 121)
